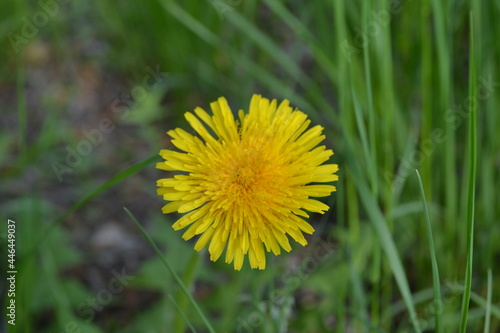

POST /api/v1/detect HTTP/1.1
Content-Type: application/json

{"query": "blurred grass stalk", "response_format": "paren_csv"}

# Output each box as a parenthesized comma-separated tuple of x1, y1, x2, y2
(430, 0, 455, 232)
(459, 11, 477, 333)
(416, 169, 442, 332)
(124, 207, 215, 333)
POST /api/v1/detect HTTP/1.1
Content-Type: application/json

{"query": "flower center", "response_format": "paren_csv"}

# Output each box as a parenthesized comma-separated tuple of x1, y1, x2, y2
(233, 165, 257, 190)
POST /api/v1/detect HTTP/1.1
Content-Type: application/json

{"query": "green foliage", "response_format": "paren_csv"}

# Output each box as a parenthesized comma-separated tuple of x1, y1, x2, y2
(2, 0, 499, 332)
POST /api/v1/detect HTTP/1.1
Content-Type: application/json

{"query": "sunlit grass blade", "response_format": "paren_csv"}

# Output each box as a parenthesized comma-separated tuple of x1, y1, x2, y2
(483, 269, 492, 333)
(459, 11, 477, 333)
(416, 169, 442, 332)
(124, 207, 215, 333)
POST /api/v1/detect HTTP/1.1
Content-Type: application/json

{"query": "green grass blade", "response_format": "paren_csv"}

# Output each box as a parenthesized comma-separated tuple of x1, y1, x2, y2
(221, 6, 327, 107)
(169, 294, 198, 333)
(262, 0, 339, 86)
(222, 9, 301, 80)
(163, 0, 320, 103)
(344, 138, 421, 333)
(420, 0, 433, 201)
(416, 169, 442, 332)
(158, 0, 329, 123)
(470, 291, 500, 320)
(349, 67, 373, 176)
(124, 207, 215, 333)
(445, 281, 500, 320)
(174, 251, 201, 333)
(347, 246, 369, 330)
(483, 269, 492, 333)
(160, 0, 220, 45)
(459, 11, 478, 333)
(361, 0, 378, 198)
(431, 0, 455, 226)
(67, 155, 161, 214)
(24, 155, 160, 260)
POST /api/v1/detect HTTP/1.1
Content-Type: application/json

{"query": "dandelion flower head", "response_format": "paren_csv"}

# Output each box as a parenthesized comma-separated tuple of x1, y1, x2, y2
(157, 94, 338, 270)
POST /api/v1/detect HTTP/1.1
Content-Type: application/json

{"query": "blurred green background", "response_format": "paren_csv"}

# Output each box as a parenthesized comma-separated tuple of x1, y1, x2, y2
(1, 0, 499, 332)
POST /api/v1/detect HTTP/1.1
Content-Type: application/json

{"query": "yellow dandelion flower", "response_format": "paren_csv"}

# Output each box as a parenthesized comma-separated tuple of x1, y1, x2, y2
(156, 94, 338, 270)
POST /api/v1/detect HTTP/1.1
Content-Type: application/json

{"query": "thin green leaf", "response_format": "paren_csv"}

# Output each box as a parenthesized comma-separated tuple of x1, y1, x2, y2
(416, 169, 442, 332)
(344, 138, 421, 333)
(124, 207, 215, 333)
(169, 294, 198, 333)
(174, 251, 201, 333)
(25, 155, 160, 260)
(459, 11, 478, 333)
(483, 269, 492, 333)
